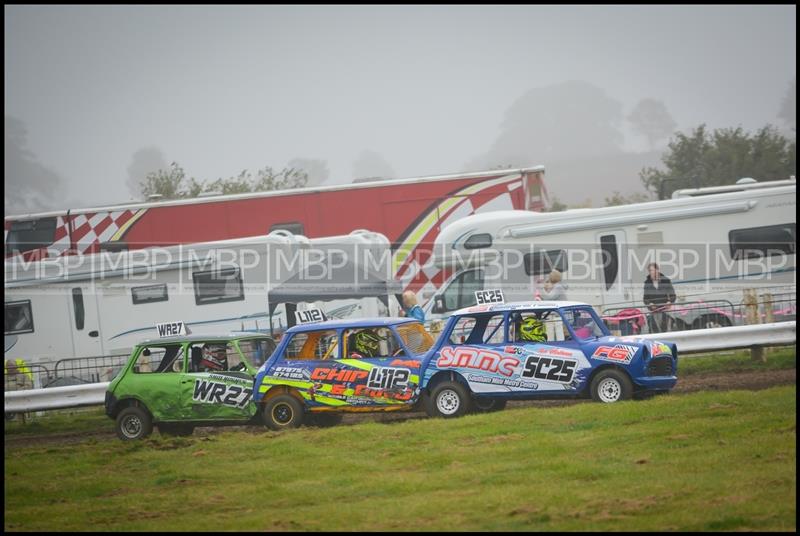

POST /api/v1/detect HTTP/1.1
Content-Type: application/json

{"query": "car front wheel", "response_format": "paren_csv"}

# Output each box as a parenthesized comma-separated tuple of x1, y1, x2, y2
(116, 406, 153, 440)
(262, 395, 304, 431)
(426, 381, 472, 418)
(590, 370, 632, 403)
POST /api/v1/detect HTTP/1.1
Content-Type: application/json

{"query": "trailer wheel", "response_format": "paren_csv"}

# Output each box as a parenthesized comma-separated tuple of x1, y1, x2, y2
(262, 395, 304, 431)
(426, 381, 472, 418)
(116, 406, 153, 440)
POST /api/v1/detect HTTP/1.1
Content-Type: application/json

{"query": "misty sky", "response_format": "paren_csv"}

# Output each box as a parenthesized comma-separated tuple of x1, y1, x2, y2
(4, 4, 797, 210)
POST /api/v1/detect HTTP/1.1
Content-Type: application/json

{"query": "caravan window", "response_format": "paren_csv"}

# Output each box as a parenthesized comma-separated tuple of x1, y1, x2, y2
(193, 267, 245, 305)
(524, 250, 568, 276)
(5, 301, 34, 335)
(132, 284, 169, 305)
(729, 224, 796, 260)
(5, 218, 57, 255)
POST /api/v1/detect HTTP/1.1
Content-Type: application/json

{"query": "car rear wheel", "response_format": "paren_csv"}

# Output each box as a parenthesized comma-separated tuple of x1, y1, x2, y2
(426, 381, 472, 418)
(116, 406, 153, 440)
(158, 423, 195, 437)
(262, 395, 304, 431)
(590, 370, 632, 403)
(472, 397, 507, 413)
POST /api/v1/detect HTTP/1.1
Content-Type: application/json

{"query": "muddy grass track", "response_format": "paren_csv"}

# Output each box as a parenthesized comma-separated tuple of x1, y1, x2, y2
(5, 367, 795, 448)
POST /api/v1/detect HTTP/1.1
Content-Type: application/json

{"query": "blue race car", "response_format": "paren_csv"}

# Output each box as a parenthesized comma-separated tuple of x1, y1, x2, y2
(252, 301, 678, 428)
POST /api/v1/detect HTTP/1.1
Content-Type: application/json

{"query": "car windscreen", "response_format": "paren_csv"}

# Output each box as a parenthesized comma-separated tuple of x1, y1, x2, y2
(395, 323, 435, 355)
(560, 307, 607, 340)
(237, 338, 276, 368)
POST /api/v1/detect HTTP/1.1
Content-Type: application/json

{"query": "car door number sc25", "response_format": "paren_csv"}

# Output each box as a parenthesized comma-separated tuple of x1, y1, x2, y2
(521, 356, 577, 383)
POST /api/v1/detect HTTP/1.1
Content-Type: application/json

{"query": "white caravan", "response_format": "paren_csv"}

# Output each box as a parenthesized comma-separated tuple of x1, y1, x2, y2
(4, 229, 394, 367)
(422, 178, 796, 328)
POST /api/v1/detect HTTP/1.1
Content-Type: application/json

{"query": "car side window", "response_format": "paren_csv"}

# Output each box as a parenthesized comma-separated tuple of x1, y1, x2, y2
(343, 327, 403, 358)
(284, 330, 339, 360)
(447, 314, 505, 345)
(134, 345, 184, 374)
(187, 342, 239, 372)
(509, 311, 568, 343)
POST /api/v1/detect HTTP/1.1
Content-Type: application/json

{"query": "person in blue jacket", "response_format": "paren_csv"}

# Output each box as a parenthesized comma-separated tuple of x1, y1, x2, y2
(400, 291, 425, 322)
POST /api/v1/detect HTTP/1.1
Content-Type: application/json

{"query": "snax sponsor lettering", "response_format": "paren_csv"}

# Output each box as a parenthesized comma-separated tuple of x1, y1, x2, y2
(437, 346, 520, 377)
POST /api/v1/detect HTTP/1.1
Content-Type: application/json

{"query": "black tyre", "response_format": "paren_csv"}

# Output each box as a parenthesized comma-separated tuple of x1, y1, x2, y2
(262, 395, 304, 431)
(306, 413, 343, 428)
(116, 406, 153, 440)
(426, 381, 472, 418)
(472, 397, 507, 413)
(158, 423, 195, 437)
(590, 369, 633, 403)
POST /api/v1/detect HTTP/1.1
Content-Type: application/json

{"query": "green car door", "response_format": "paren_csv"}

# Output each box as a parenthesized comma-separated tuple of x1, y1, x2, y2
(178, 340, 257, 421)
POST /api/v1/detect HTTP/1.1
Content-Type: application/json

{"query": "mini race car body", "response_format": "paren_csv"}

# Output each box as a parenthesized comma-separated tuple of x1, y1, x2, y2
(252, 318, 434, 429)
(105, 331, 275, 440)
(419, 301, 678, 417)
(252, 301, 678, 427)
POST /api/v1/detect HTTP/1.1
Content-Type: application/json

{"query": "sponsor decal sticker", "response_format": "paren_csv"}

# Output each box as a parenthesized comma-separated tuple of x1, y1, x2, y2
(591, 344, 638, 364)
(521, 355, 578, 384)
(650, 342, 672, 356)
(437, 346, 520, 377)
(192, 379, 253, 408)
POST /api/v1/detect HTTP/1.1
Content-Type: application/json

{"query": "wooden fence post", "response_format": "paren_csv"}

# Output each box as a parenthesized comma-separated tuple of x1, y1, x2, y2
(743, 289, 766, 362)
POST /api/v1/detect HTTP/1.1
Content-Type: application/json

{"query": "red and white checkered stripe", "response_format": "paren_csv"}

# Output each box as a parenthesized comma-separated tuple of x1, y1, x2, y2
(70, 210, 140, 255)
(395, 179, 518, 298)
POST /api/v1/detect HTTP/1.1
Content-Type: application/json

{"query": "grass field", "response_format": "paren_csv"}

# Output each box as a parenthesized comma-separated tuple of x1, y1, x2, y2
(4, 383, 796, 531)
(677, 346, 795, 375)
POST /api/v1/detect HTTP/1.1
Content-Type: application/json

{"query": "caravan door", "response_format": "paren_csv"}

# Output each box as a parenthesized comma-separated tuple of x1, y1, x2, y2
(69, 283, 105, 358)
(596, 230, 631, 307)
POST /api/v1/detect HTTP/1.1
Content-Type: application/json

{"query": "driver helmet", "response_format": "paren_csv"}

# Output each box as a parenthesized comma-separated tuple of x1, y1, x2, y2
(353, 330, 382, 357)
(201, 344, 227, 371)
(519, 316, 546, 343)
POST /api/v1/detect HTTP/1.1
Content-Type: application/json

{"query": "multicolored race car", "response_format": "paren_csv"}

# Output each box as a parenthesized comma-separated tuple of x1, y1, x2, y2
(252, 300, 679, 429)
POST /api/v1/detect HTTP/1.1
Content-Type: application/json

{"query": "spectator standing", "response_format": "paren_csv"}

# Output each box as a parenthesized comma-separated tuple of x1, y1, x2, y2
(643, 262, 676, 333)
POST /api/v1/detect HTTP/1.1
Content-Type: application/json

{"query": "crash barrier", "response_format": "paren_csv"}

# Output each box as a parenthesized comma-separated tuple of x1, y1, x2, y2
(53, 354, 129, 385)
(3, 353, 129, 394)
(5, 381, 109, 414)
(602, 295, 796, 336)
(635, 321, 796, 354)
(5, 321, 795, 415)
(4, 363, 51, 391)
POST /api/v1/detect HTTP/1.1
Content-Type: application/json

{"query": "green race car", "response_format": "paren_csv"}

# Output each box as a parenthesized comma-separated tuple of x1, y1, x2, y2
(105, 331, 275, 440)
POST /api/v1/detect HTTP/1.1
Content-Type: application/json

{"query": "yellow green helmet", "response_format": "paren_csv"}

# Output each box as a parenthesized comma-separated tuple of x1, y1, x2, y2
(519, 317, 546, 342)
(354, 330, 382, 357)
